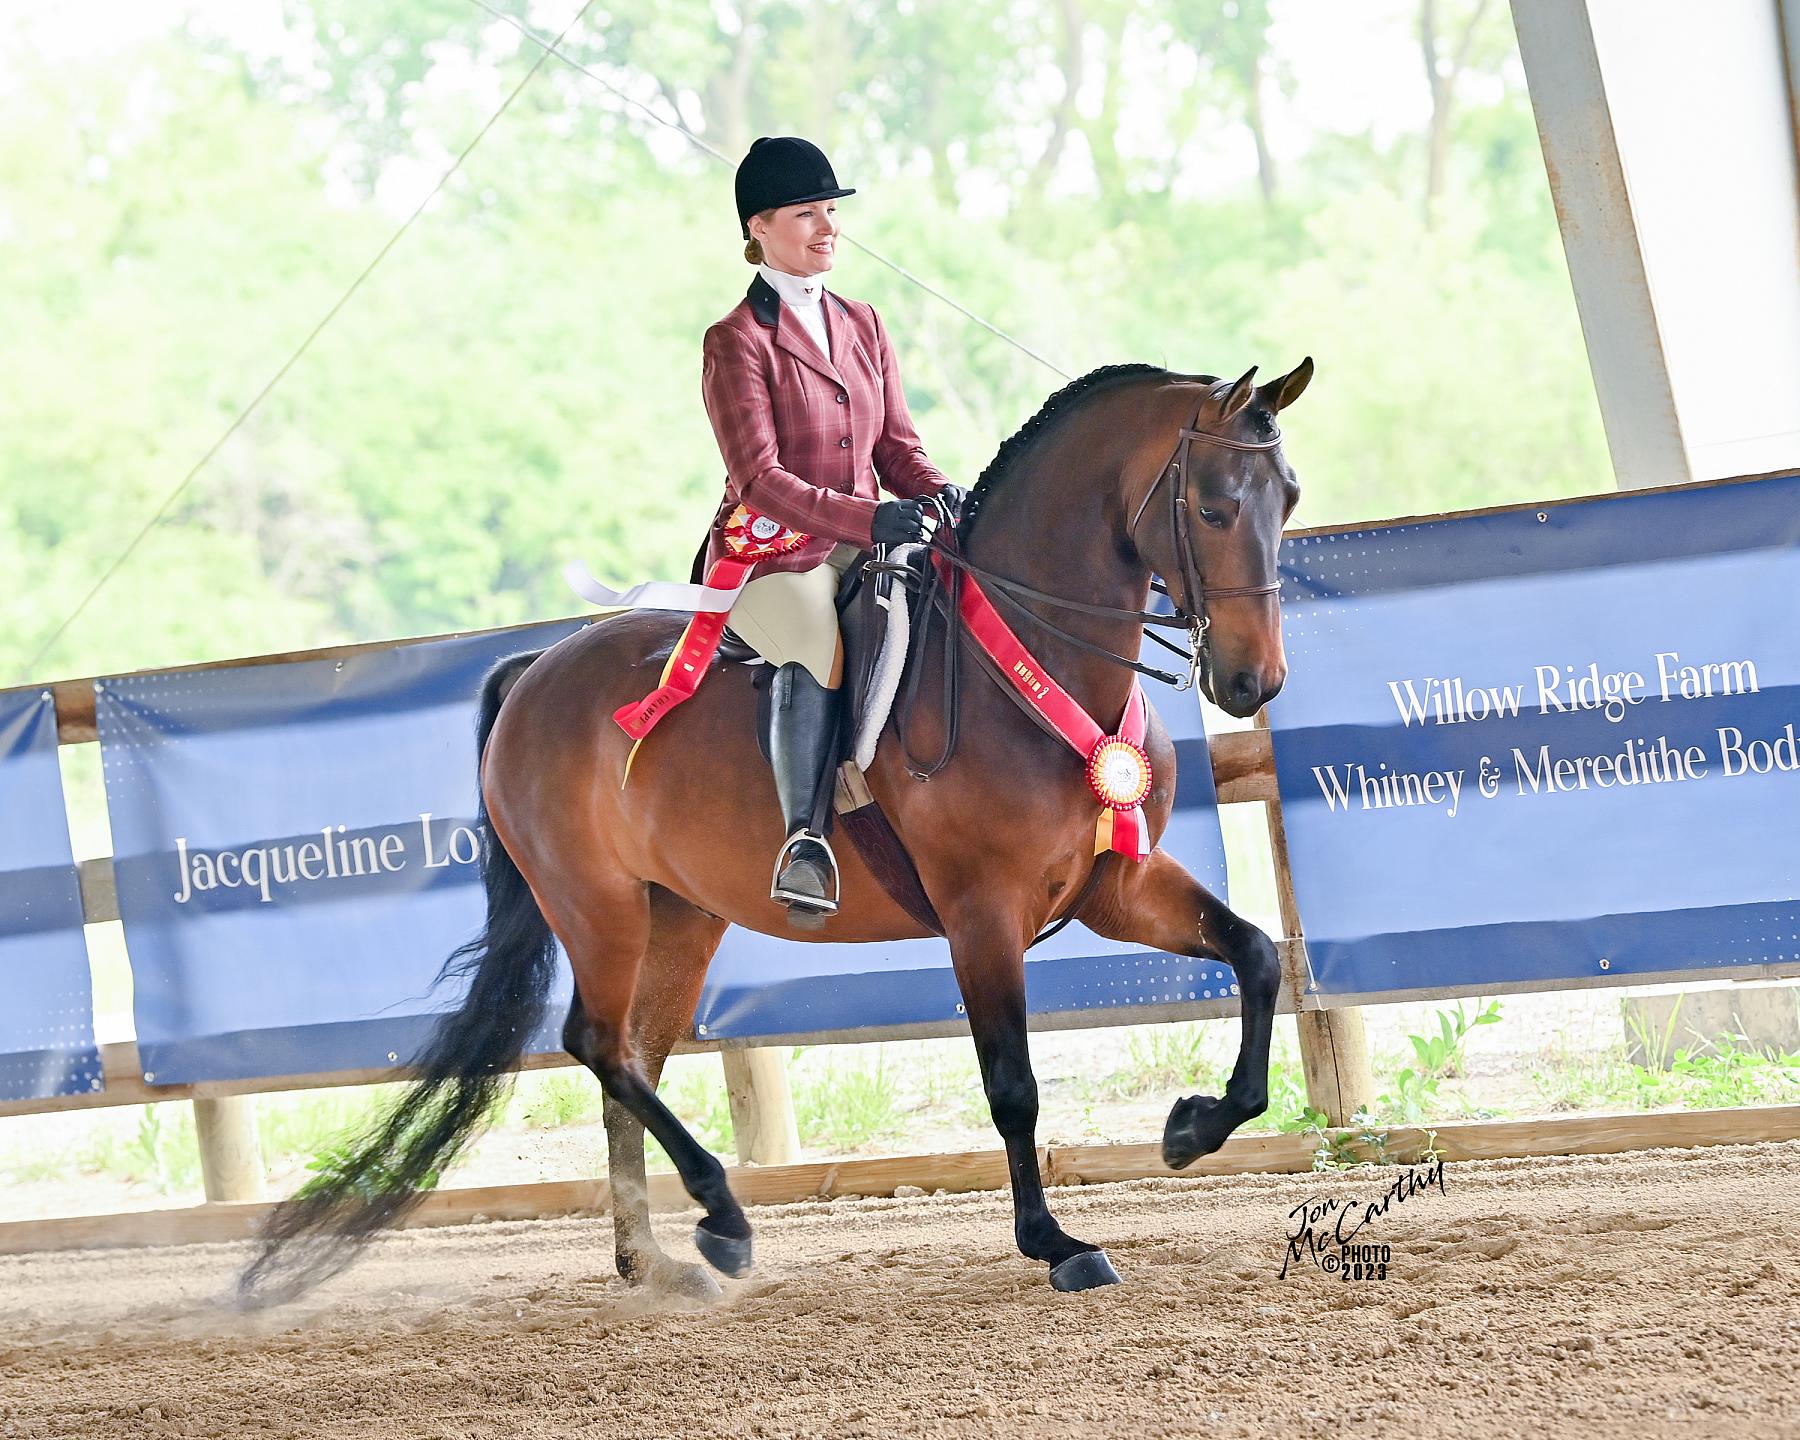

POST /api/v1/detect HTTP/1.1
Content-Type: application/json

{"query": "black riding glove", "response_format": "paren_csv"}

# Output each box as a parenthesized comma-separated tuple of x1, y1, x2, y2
(938, 483, 970, 515)
(872, 498, 928, 547)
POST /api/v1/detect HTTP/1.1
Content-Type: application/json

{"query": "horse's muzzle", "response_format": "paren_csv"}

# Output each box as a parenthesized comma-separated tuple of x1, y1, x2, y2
(1201, 646, 1286, 718)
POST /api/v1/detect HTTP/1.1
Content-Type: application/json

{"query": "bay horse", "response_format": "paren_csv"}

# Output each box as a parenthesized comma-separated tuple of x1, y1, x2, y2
(239, 357, 1312, 1304)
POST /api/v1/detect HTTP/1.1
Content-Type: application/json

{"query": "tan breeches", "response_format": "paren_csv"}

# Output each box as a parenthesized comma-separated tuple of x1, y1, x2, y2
(728, 543, 859, 689)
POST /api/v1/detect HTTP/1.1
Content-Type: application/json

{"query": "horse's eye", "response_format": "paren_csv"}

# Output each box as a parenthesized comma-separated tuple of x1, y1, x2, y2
(1198, 507, 1229, 528)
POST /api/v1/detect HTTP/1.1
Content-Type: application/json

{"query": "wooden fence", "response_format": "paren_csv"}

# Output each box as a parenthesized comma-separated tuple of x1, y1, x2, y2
(8, 514, 1800, 1245)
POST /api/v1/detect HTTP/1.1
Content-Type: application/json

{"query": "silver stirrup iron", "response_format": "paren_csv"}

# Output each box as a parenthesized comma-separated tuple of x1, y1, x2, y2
(770, 829, 842, 914)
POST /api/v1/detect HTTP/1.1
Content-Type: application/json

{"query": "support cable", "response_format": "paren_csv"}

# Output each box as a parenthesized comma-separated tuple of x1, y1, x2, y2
(18, 0, 599, 681)
(21, 0, 1067, 681)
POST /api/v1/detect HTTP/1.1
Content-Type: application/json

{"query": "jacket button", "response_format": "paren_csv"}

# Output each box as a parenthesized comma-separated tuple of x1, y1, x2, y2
(838, 435, 850, 448)
(836, 393, 848, 404)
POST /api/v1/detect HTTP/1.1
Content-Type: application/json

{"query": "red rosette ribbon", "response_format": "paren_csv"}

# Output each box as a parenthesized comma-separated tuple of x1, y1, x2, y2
(1087, 736, 1153, 811)
(722, 504, 809, 561)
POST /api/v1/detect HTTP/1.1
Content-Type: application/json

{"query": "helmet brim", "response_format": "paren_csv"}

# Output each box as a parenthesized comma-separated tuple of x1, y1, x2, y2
(780, 186, 856, 206)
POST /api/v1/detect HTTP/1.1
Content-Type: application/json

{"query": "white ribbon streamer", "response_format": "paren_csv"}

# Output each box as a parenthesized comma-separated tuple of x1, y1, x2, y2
(562, 559, 750, 615)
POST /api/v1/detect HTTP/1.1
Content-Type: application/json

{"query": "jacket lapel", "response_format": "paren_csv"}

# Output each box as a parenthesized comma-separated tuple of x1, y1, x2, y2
(746, 274, 842, 384)
(824, 294, 875, 385)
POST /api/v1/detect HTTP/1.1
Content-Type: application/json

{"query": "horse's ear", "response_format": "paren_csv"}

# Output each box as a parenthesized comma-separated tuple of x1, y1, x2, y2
(1257, 356, 1314, 412)
(1216, 365, 1258, 422)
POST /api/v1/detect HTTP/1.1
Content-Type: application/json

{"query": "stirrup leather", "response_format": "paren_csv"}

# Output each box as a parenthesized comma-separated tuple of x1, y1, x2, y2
(770, 829, 841, 914)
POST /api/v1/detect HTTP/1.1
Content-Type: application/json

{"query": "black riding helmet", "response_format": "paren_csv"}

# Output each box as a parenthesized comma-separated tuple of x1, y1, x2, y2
(735, 136, 856, 239)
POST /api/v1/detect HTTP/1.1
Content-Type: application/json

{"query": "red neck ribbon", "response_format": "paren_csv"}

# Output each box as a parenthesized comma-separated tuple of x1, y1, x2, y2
(948, 556, 1151, 862)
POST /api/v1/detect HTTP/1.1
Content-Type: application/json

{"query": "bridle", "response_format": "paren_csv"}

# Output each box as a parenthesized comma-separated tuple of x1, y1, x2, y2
(878, 400, 1286, 782)
(1126, 408, 1286, 649)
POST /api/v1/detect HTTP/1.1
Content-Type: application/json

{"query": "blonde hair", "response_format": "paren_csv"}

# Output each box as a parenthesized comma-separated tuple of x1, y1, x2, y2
(742, 209, 776, 265)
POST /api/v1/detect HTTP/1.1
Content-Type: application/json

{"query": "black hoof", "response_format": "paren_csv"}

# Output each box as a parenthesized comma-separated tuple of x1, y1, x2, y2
(1162, 1093, 1230, 1169)
(693, 1221, 754, 1278)
(1050, 1249, 1123, 1292)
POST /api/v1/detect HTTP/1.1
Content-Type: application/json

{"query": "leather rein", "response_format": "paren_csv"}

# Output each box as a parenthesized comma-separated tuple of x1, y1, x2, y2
(879, 408, 1285, 783)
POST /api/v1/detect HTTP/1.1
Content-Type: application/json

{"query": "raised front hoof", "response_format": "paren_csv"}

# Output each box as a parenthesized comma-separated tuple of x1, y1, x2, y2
(1162, 1093, 1232, 1169)
(693, 1220, 755, 1278)
(1049, 1249, 1123, 1293)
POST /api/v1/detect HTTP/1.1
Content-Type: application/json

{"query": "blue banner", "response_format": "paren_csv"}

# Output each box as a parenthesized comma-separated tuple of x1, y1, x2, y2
(100, 624, 585, 1085)
(99, 616, 1231, 1083)
(1267, 473, 1800, 998)
(0, 690, 101, 1102)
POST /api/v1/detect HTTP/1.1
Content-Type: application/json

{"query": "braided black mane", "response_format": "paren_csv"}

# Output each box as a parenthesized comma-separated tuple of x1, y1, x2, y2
(955, 362, 1171, 541)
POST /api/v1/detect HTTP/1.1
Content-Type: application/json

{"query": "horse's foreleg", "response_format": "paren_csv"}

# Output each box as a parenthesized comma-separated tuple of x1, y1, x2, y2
(947, 917, 1122, 1292)
(1079, 849, 1282, 1167)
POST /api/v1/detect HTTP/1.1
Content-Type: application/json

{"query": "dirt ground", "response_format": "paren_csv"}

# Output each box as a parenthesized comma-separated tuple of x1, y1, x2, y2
(2, 1139, 1797, 1439)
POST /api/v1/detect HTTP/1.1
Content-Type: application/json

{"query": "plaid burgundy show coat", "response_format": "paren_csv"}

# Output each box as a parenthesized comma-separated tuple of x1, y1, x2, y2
(699, 273, 949, 579)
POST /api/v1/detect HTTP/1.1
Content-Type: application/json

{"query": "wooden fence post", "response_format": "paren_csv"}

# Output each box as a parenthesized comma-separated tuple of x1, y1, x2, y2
(720, 1048, 801, 1166)
(1256, 714, 1376, 1125)
(193, 1096, 266, 1203)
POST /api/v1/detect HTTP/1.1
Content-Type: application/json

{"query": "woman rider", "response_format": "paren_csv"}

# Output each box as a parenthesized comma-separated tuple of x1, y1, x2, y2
(700, 136, 965, 925)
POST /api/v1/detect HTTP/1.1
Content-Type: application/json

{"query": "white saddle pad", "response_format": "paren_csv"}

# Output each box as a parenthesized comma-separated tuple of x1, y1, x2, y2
(851, 542, 921, 771)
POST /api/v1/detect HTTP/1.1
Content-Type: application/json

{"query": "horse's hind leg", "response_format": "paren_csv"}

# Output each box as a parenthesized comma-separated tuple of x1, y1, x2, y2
(561, 882, 752, 1279)
(602, 1091, 714, 1296)
(584, 889, 727, 1297)
(1079, 848, 1282, 1166)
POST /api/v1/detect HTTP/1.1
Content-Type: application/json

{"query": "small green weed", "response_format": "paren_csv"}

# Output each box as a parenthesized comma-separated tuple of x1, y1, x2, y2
(257, 1090, 392, 1165)
(1304, 1106, 1392, 1170)
(1622, 995, 1686, 1072)
(1665, 1041, 1800, 1108)
(1377, 1065, 1440, 1125)
(914, 1050, 981, 1112)
(794, 1049, 905, 1154)
(1531, 1029, 1800, 1114)
(1406, 1000, 1502, 1079)
(644, 1065, 735, 1170)
(1102, 1023, 1220, 1099)
(518, 1073, 603, 1130)
(96, 1104, 201, 1193)
(0, 1147, 76, 1184)
(1374, 1000, 1504, 1124)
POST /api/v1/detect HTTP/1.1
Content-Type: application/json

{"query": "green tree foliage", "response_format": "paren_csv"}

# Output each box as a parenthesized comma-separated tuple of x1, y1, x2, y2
(0, 2, 1606, 682)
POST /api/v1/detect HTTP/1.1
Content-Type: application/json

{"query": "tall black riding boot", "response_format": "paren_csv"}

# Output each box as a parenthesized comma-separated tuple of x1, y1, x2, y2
(766, 661, 842, 926)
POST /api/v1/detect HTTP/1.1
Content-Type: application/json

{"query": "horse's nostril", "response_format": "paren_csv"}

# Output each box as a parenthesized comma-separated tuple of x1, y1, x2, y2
(1229, 671, 1259, 706)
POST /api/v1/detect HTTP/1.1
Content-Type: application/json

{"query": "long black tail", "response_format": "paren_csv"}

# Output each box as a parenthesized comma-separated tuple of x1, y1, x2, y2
(238, 649, 553, 1307)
